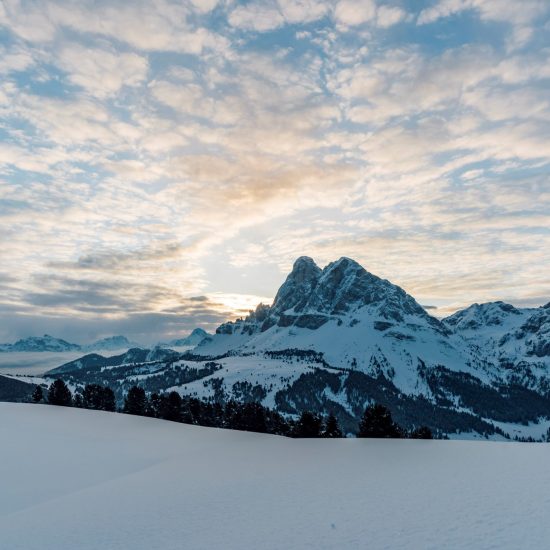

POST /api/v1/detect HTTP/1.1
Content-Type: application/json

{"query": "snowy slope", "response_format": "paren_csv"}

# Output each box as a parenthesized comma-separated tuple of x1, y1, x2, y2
(444, 301, 550, 391)
(1, 403, 550, 550)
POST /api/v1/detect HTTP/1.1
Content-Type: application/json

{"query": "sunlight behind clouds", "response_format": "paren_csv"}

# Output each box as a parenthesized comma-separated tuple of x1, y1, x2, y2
(0, 0, 548, 341)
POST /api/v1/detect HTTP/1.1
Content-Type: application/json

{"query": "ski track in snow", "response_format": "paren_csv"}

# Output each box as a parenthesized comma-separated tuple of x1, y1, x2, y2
(1, 403, 550, 549)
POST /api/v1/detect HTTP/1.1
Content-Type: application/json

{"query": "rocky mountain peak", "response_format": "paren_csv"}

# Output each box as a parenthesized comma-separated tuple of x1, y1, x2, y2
(271, 256, 322, 314)
(226, 256, 432, 336)
(444, 301, 521, 330)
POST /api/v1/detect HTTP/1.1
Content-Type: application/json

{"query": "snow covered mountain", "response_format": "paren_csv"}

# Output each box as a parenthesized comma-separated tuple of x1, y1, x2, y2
(0, 334, 142, 353)
(37, 256, 549, 439)
(209, 256, 461, 378)
(82, 335, 142, 352)
(158, 328, 212, 348)
(443, 301, 550, 392)
(0, 335, 81, 352)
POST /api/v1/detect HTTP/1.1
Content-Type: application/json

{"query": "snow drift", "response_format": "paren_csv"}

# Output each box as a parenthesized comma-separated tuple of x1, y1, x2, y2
(1, 403, 550, 549)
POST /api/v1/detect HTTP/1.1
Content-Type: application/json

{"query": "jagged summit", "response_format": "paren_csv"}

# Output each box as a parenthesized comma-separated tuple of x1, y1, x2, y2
(443, 301, 522, 331)
(269, 255, 427, 323)
(216, 255, 437, 340)
(272, 256, 322, 314)
(161, 328, 213, 348)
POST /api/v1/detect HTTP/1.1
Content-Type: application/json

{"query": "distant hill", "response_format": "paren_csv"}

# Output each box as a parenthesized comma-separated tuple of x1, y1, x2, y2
(47, 346, 180, 375)
(0, 375, 37, 401)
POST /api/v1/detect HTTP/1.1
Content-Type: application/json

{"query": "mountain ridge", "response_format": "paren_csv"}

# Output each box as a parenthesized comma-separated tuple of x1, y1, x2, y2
(18, 256, 550, 439)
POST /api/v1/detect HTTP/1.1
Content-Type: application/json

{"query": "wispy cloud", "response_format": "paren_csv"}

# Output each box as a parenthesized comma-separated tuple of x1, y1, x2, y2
(0, 0, 548, 341)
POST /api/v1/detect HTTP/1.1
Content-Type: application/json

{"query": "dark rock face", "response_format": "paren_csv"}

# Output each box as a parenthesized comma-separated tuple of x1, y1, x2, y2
(519, 307, 550, 357)
(216, 323, 234, 335)
(219, 256, 435, 334)
(374, 321, 394, 331)
(271, 256, 322, 314)
(303, 257, 427, 321)
(295, 314, 329, 329)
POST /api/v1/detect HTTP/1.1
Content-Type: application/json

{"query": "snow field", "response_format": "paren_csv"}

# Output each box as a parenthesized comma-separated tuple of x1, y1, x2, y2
(1, 403, 550, 549)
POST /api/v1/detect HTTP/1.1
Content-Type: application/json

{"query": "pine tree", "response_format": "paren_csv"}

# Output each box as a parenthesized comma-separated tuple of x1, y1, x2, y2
(410, 426, 433, 439)
(357, 403, 402, 438)
(47, 379, 72, 407)
(322, 413, 343, 438)
(82, 384, 116, 412)
(147, 392, 162, 417)
(239, 402, 267, 433)
(123, 386, 147, 416)
(266, 410, 291, 436)
(161, 391, 182, 422)
(82, 384, 104, 410)
(102, 387, 116, 412)
(293, 411, 323, 438)
(31, 385, 43, 403)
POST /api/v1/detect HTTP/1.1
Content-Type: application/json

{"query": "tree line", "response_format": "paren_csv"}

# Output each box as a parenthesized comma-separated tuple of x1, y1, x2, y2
(32, 380, 432, 439)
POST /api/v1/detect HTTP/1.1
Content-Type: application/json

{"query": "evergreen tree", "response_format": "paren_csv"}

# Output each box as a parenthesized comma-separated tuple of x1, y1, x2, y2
(31, 385, 43, 403)
(187, 397, 203, 424)
(322, 413, 343, 438)
(238, 402, 267, 433)
(47, 379, 72, 407)
(82, 384, 104, 410)
(160, 391, 183, 422)
(293, 411, 323, 438)
(147, 392, 162, 418)
(357, 403, 402, 438)
(102, 387, 116, 412)
(223, 399, 240, 429)
(266, 410, 291, 436)
(82, 384, 116, 412)
(123, 386, 147, 416)
(410, 426, 433, 439)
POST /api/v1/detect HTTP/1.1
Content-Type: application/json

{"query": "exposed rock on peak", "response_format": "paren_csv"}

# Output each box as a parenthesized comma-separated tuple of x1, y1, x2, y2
(271, 256, 322, 315)
(215, 256, 438, 339)
(443, 301, 521, 331)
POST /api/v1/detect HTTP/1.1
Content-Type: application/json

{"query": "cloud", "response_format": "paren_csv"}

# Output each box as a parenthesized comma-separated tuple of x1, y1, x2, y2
(57, 44, 148, 98)
(417, 0, 549, 26)
(0, 0, 548, 342)
(228, 0, 329, 31)
(376, 5, 407, 28)
(278, 0, 330, 24)
(333, 0, 377, 27)
(1, 0, 229, 54)
(228, 2, 285, 32)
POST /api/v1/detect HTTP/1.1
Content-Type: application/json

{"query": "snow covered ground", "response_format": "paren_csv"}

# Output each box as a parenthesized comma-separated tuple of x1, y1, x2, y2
(1, 403, 550, 550)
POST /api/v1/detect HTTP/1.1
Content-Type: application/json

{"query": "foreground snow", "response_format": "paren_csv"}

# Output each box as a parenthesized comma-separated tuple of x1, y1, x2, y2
(1, 404, 550, 549)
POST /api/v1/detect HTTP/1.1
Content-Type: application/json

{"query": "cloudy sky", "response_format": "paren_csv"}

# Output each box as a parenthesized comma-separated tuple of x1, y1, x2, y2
(0, 0, 549, 344)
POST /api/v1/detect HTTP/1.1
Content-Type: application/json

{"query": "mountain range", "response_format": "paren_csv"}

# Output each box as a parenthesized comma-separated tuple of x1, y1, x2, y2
(7, 256, 550, 439)
(0, 330, 212, 353)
